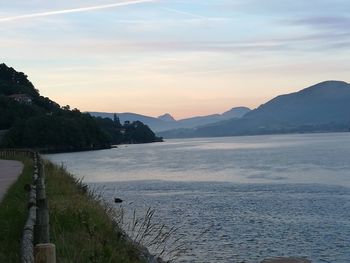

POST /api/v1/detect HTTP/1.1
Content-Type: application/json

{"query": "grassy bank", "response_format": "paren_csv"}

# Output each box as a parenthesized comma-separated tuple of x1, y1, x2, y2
(45, 161, 143, 263)
(0, 157, 33, 262)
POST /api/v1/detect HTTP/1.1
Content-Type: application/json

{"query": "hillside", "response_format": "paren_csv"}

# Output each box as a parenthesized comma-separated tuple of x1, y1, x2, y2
(176, 107, 250, 129)
(0, 63, 161, 151)
(160, 81, 350, 138)
(244, 81, 350, 124)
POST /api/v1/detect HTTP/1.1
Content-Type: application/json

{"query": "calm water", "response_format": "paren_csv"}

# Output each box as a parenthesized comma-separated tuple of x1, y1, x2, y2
(47, 133, 350, 262)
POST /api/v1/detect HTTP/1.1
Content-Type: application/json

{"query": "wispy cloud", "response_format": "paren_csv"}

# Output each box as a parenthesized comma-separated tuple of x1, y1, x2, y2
(161, 7, 228, 23)
(0, 0, 156, 23)
(290, 16, 350, 31)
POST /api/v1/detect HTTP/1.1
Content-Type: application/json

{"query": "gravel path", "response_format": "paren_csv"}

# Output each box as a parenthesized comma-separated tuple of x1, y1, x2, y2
(0, 159, 23, 202)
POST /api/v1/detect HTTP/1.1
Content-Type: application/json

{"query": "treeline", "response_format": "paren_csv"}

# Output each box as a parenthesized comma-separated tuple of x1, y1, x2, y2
(95, 116, 163, 144)
(0, 63, 162, 151)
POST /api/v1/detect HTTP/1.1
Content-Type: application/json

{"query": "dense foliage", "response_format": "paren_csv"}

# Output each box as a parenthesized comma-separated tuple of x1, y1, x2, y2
(95, 116, 162, 145)
(0, 63, 162, 151)
(123, 120, 163, 144)
(0, 63, 38, 97)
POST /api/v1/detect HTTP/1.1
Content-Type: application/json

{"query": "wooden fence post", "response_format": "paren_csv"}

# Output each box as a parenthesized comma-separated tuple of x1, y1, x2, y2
(34, 156, 56, 263)
(21, 206, 36, 263)
(34, 244, 56, 263)
(35, 160, 50, 244)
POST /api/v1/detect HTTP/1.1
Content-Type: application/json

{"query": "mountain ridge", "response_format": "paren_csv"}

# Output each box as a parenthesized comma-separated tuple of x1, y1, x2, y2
(159, 80, 350, 138)
(89, 106, 251, 132)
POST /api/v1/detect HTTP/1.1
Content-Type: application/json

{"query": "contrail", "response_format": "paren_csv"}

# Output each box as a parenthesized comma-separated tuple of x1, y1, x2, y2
(0, 0, 156, 23)
(162, 7, 207, 20)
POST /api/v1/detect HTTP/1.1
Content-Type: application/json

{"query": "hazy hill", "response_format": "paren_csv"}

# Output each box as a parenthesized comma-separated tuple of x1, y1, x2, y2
(90, 107, 251, 132)
(160, 81, 350, 138)
(244, 81, 350, 124)
(177, 107, 251, 129)
(158, 113, 176, 122)
(222, 107, 251, 119)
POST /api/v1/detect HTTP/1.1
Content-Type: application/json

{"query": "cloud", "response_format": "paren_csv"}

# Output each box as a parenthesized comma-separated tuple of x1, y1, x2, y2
(0, 0, 156, 23)
(53, 34, 350, 54)
(290, 16, 350, 29)
(160, 7, 230, 24)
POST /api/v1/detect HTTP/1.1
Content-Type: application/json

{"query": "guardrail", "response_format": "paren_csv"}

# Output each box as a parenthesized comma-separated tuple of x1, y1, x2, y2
(0, 149, 34, 158)
(0, 149, 56, 263)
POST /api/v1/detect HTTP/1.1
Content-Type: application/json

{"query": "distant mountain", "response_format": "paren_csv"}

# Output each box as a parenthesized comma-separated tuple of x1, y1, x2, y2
(222, 107, 251, 119)
(159, 81, 350, 138)
(158, 113, 176, 122)
(244, 81, 350, 124)
(90, 107, 251, 132)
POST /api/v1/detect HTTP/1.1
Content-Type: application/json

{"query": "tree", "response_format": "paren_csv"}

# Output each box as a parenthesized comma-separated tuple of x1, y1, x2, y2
(113, 113, 122, 128)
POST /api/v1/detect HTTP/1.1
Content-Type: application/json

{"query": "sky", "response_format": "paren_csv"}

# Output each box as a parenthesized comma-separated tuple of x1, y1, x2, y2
(1, 0, 350, 119)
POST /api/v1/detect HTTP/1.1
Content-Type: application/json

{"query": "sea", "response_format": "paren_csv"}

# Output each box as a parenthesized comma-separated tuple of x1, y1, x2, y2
(46, 133, 350, 263)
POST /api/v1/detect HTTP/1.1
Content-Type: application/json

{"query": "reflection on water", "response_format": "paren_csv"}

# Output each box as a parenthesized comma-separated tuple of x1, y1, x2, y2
(47, 133, 350, 262)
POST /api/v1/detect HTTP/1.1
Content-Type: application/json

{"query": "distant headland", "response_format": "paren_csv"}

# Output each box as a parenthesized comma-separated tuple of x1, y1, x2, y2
(0, 63, 162, 152)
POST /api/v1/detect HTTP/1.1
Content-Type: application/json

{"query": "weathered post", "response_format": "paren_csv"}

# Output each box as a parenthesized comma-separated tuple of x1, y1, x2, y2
(34, 244, 56, 263)
(35, 160, 50, 244)
(21, 206, 36, 263)
(33, 156, 56, 263)
(20, 151, 38, 263)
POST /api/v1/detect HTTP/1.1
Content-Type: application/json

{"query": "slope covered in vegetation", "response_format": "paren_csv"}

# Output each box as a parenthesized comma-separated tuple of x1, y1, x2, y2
(0, 63, 162, 151)
(45, 161, 144, 262)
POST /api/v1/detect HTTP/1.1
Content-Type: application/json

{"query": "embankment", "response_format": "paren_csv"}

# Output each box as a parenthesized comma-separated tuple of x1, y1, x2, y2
(44, 161, 144, 262)
(0, 151, 156, 262)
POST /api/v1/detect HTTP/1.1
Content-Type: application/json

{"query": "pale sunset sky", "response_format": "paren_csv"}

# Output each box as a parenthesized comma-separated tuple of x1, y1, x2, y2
(1, 0, 350, 119)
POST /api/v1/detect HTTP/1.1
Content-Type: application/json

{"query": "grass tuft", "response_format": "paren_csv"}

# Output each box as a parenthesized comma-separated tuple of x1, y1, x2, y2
(115, 207, 186, 262)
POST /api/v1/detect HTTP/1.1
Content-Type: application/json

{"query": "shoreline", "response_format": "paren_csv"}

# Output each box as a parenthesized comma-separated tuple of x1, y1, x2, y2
(0, 151, 163, 262)
(44, 159, 163, 262)
(1, 139, 164, 155)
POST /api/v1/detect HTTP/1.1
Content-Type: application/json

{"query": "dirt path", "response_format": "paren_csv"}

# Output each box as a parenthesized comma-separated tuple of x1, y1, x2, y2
(0, 160, 23, 202)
